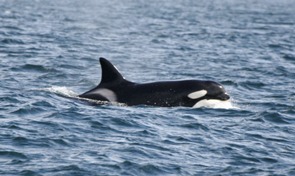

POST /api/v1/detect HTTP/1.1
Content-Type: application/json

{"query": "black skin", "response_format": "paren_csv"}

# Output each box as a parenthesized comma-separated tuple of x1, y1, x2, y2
(79, 58, 230, 107)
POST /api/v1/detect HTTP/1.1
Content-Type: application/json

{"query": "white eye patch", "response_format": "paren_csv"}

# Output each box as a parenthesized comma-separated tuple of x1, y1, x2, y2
(188, 90, 207, 99)
(92, 88, 117, 102)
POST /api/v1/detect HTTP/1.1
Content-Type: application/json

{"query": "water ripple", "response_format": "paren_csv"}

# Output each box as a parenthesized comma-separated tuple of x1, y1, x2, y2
(1, 38, 25, 45)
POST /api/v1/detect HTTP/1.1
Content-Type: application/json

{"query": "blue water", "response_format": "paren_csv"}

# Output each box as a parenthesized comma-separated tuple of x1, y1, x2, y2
(1, 0, 295, 175)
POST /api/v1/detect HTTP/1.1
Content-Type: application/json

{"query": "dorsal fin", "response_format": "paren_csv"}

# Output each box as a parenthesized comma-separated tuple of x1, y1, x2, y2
(99, 57, 125, 85)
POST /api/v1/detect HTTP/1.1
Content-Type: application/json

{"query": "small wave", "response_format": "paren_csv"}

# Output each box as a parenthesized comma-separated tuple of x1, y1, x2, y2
(22, 64, 55, 72)
(283, 54, 295, 62)
(0, 151, 27, 159)
(11, 105, 45, 116)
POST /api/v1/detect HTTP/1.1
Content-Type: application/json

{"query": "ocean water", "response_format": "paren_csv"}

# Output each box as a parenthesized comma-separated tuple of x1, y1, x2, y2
(1, 0, 295, 175)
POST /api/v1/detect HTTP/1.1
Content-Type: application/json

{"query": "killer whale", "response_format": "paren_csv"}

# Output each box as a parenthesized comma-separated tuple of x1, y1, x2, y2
(79, 58, 230, 108)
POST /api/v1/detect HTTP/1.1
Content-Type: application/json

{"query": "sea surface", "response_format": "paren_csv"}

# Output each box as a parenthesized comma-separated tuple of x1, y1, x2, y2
(1, 0, 295, 175)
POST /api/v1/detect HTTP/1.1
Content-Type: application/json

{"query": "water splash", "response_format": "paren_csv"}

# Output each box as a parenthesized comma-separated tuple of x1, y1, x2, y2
(41, 86, 124, 106)
(193, 99, 238, 109)
(42, 86, 78, 98)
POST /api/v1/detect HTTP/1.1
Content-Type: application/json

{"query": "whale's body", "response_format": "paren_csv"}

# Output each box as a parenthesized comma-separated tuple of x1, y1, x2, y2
(79, 58, 230, 108)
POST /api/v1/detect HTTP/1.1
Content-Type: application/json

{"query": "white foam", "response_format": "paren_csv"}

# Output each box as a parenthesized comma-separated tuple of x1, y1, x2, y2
(193, 99, 236, 109)
(41, 86, 78, 98)
(40, 86, 126, 106)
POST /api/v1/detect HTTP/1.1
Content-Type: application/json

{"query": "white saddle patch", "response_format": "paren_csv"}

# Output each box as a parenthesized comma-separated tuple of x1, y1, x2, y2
(92, 88, 117, 102)
(188, 90, 207, 99)
(192, 99, 233, 109)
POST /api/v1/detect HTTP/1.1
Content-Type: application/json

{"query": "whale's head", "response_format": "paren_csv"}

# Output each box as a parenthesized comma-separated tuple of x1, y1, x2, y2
(187, 81, 230, 108)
